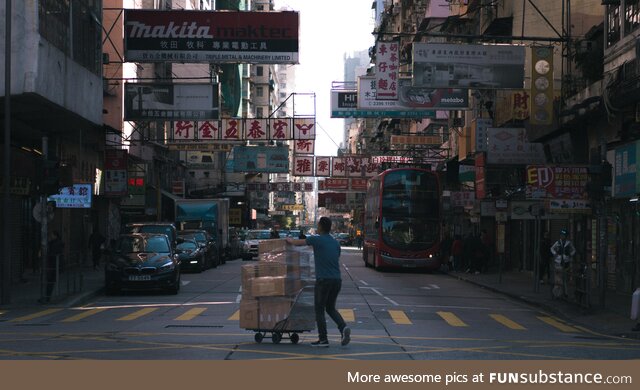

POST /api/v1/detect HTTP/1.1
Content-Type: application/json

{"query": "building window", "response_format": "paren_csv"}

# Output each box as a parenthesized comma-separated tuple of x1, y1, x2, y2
(256, 66, 264, 76)
(203, 171, 210, 178)
(256, 4, 265, 10)
(607, 5, 621, 47)
(625, 0, 640, 34)
(257, 107, 264, 117)
(256, 86, 264, 97)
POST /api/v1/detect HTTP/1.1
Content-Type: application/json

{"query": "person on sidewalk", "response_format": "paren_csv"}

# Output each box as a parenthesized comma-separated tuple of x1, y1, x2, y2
(287, 217, 351, 347)
(550, 228, 576, 298)
(39, 231, 64, 304)
(539, 231, 552, 284)
(88, 228, 105, 270)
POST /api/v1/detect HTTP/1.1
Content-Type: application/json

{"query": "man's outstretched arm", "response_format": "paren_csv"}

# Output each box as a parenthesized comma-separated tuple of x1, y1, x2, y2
(286, 238, 307, 246)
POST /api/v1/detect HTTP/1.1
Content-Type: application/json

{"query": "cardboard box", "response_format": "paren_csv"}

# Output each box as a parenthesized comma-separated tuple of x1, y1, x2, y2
(239, 298, 259, 329)
(258, 297, 292, 329)
(241, 263, 287, 288)
(251, 276, 287, 297)
(258, 239, 287, 254)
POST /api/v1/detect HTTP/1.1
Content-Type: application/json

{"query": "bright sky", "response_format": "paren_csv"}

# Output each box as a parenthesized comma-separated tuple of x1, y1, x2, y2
(275, 0, 374, 156)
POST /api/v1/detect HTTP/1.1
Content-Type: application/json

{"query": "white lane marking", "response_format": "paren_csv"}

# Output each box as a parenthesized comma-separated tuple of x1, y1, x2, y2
(359, 280, 369, 286)
(238, 286, 242, 293)
(420, 284, 440, 290)
(430, 284, 440, 289)
(235, 294, 242, 303)
(79, 301, 236, 310)
(181, 280, 191, 286)
(384, 297, 399, 306)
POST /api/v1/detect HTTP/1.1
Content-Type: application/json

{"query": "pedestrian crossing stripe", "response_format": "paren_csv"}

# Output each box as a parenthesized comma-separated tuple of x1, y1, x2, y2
(490, 314, 526, 330)
(175, 308, 207, 321)
(228, 310, 240, 321)
(437, 311, 468, 327)
(61, 308, 106, 323)
(117, 308, 158, 321)
(537, 316, 581, 333)
(10, 308, 62, 323)
(388, 310, 412, 325)
(339, 309, 355, 323)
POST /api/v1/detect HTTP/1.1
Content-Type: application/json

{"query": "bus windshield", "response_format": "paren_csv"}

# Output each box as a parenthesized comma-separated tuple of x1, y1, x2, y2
(381, 170, 439, 251)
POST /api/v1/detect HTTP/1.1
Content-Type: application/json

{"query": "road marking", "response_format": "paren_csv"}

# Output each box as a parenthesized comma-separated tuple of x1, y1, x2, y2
(10, 309, 62, 322)
(238, 286, 242, 293)
(384, 297, 399, 306)
(359, 280, 369, 286)
(117, 308, 158, 321)
(437, 311, 468, 327)
(537, 316, 581, 333)
(388, 310, 412, 325)
(420, 284, 441, 290)
(61, 308, 106, 323)
(175, 308, 207, 321)
(361, 287, 399, 306)
(228, 310, 240, 321)
(235, 294, 242, 303)
(81, 301, 235, 310)
(490, 314, 526, 330)
(181, 280, 191, 286)
(338, 309, 355, 322)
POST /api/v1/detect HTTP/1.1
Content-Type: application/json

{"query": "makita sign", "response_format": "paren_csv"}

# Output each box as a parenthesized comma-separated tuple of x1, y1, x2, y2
(124, 10, 299, 64)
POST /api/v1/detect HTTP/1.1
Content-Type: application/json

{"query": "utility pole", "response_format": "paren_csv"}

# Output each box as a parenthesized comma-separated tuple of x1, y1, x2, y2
(40, 137, 48, 301)
(2, 0, 13, 304)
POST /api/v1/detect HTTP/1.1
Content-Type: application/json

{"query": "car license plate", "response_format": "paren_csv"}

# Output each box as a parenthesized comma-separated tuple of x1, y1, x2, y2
(128, 275, 151, 281)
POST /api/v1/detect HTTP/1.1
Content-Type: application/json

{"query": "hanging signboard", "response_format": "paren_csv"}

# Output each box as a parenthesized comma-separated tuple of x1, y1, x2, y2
(124, 10, 299, 64)
(233, 146, 289, 173)
(613, 141, 640, 198)
(358, 77, 469, 114)
(104, 150, 128, 196)
(375, 41, 400, 100)
(246, 182, 314, 192)
(487, 128, 545, 165)
(292, 156, 314, 176)
(412, 43, 526, 89)
(525, 165, 589, 199)
(48, 184, 93, 209)
(124, 83, 220, 121)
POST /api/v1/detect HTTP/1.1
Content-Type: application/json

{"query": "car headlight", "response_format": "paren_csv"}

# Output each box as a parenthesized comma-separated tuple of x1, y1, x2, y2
(158, 262, 175, 272)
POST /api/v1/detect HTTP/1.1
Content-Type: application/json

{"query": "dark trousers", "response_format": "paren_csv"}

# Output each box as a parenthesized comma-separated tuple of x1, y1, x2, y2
(314, 279, 346, 341)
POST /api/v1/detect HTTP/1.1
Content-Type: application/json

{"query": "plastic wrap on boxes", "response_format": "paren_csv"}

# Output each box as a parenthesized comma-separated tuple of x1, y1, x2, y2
(258, 239, 287, 254)
(239, 244, 315, 331)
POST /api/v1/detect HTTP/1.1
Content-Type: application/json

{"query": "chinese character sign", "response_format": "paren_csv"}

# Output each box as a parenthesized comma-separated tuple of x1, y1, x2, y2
(332, 157, 347, 177)
(270, 118, 291, 140)
(173, 121, 197, 140)
(364, 158, 380, 177)
(198, 120, 220, 140)
(487, 128, 545, 165)
(293, 156, 314, 176)
(375, 41, 399, 100)
(222, 119, 241, 140)
(245, 119, 268, 141)
(315, 157, 331, 177)
(346, 157, 363, 177)
(526, 165, 589, 199)
(294, 139, 315, 155)
(293, 118, 315, 140)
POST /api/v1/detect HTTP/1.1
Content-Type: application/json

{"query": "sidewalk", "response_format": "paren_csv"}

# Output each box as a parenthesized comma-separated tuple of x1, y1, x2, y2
(0, 264, 105, 309)
(449, 269, 640, 340)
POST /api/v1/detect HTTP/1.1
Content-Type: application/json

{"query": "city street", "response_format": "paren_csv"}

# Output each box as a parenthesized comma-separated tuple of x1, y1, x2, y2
(1, 248, 639, 360)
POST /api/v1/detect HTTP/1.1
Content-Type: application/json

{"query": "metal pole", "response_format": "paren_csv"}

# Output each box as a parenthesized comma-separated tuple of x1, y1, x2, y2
(2, 0, 12, 304)
(40, 137, 48, 301)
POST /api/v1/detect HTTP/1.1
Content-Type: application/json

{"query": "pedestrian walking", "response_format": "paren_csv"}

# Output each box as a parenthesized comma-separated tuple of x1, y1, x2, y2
(451, 235, 464, 272)
(355, 231, 363, 250)
(287, 217, 351, 347)
(539, 231, 552, 284)
(550, 228, 576, 298)
(39, 231, 64, 304)
(89, 228, 105, 270)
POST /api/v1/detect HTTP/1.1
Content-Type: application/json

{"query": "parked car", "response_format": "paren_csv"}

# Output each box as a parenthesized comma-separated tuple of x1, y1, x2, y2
(177, 229, 217, 268)
(227, 228, 244, 260)
(105, 233, 181, 295)
(241, 229, 272, 260)
(125, 222, 181, 249)
(176, 238, 207, 273)
(337, 233, 353, 246)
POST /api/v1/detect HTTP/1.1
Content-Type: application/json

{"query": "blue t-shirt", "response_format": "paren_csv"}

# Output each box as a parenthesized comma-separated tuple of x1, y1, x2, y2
(306, 234, 341, 280)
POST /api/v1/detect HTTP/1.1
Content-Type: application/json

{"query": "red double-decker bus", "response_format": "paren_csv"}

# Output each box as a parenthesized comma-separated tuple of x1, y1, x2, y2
(363, 168, 441, 270)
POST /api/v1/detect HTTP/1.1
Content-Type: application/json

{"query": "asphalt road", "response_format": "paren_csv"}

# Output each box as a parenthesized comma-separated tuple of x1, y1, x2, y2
(1, 248, 639, 360)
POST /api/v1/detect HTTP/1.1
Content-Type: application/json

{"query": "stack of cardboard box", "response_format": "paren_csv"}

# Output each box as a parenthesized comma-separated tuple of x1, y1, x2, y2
(239, 239, 315, 330)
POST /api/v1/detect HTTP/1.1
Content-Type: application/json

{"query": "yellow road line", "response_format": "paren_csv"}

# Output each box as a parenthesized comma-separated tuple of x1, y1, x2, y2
(339, 309, 355, 323)
(388, 310, 412, 325)
(61, 309, 106, 323)
(537, 316, 581, 333)
(437, 311, 468, 327)
(175, 308, 207, 321)
(227, 310, 240, 321)
(10, 309, 62, 323)
(490, 314, 526, 330)
(117, 308, 158, 321)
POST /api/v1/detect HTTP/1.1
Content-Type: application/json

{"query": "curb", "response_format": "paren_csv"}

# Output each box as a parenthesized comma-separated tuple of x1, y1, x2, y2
(448, 272, 640, 341)
(61, 287, 105, 308)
